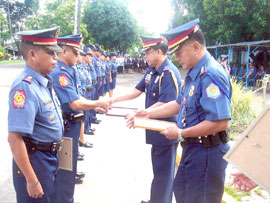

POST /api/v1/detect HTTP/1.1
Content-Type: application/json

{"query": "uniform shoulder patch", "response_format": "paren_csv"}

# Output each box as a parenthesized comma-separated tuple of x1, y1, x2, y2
(206, 83, 220, 99)
(13, 90, 26, 108)
(60, 66, 67, 72)
(59, 74, 69, 87)
(22, 76, 33, 84)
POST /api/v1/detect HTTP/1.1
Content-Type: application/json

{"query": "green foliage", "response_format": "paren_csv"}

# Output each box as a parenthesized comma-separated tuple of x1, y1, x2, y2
(224, 185, 251, 201)
(83, 0, 138, 53)
(170, 0, 270, 45)
(25, 0, 88, 38)
(230, 79, 260, 139)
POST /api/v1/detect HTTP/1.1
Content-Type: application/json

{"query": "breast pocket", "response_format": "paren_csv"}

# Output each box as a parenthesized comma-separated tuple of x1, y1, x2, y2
(150, 83, 159, 99)
(40, 102, 58, 123)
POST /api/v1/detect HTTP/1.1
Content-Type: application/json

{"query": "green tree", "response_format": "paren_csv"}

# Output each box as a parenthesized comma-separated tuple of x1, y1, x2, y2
(25, 0, 88, 38)
(0, 12, 9, 46)
(83, 0, 138, 53)
(170, 0, 270, 45)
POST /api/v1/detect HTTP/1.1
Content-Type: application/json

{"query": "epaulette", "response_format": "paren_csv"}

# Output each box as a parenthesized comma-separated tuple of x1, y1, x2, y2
(60, 66, 68, 72)
(22, 76, 33, 84)
(163, 66, 170, 71)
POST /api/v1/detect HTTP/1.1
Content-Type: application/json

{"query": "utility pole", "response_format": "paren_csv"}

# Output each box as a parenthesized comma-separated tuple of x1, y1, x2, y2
(77, 0, 81, 33)
(74, 0, 78, 34)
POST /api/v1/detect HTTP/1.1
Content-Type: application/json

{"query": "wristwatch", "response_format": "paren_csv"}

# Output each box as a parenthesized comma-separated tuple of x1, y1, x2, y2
(178, 128, 185, 142)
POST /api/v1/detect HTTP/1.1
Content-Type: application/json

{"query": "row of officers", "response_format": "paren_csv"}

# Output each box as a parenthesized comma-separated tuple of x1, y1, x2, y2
(7, 17, 238, 203)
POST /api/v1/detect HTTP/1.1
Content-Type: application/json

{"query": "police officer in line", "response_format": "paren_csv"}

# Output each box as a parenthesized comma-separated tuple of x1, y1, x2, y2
(127, 19, 232, 203)
(80, 46, 96, 140)
(86, 44, 99, 130)
(8, 27, 63, 202)
(99, 50, 106, 97)
(109, 52, 118, 97)
(111, 36, 181, 203)
(93, 44, 102, 102)
(50, 34, 110, 203)
(104, 53, 111, 97)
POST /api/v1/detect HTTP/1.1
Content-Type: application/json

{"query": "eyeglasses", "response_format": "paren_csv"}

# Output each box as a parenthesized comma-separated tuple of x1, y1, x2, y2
(69, 48, 79, 56)
(145, 50, 156, 56)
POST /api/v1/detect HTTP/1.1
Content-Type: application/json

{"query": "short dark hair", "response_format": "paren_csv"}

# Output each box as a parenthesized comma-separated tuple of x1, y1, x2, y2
(19, 42, 41, 60)
(152, 42, 168, 55)
(186, 28, 205, 46)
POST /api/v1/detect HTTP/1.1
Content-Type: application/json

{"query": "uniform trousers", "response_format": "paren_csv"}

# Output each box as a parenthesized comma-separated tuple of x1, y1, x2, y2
(173, 142, 230, 203)
(90, 84, 97, 122)
(55, 121, 81, 203)
(13, 151, 58, 203)
(84, 90, 92, 132)
(99, 77, 105, 96)
(150, 143, 178, 203)
(105, 76, 110, 92)
(95, 79, 101, 99)
(110, 74, 117, 89)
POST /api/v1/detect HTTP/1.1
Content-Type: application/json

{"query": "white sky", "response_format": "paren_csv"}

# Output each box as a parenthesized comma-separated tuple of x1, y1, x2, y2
(128, 0, 173, 35)
(39, 0, 173, 35)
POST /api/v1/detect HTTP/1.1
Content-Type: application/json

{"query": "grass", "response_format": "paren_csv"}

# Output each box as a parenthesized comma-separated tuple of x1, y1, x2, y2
(224, 185, 251, 202)
(0, 60, 24, 65)
(230, 79, 261, 140)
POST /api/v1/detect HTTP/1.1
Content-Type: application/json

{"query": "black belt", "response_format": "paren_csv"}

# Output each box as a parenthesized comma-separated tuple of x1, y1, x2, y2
(92, 81, 97, 85)
(102, 76, 105, 79)
(86, 87, 93, 91)
(23, 137, 62, 153)
(183, 131, 229, 148)
(62, 112, 84, 122)
(97, 77, 101, 80)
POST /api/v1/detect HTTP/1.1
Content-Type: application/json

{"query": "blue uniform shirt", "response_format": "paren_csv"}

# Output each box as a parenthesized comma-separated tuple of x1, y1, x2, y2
(100, 61, 106, 76)
(93, 56, 101, 77)
(75, 64, 85, 96)
(105, 61, 111, 75)
(110, 60, 118, 73)
(8, 65, 63, 142)
(50, 60, 81, 114)
(89, 60, 97, 81)
(176, 51, 232, 129)
(82, 63, 92, 88)
(136, 58, 181, 145)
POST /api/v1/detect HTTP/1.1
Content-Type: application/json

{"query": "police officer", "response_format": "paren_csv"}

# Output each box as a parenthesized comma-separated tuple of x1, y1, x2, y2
(50, 34, 110, 203)
(86, 44, 99, 129)
(8, 27, 63, 202)
(99, 50, 106, 97)
(104, 53, 111, 97)
(127, 19, 232, 203)
(93, 44, 102, 101)
(111, 36, 181, 203)
(109, 52, 118, 97)
(81, 46, 96, 139)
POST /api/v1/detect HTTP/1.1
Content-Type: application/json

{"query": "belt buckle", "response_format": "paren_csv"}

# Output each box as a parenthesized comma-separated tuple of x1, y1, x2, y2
(51, 142, 57, 152)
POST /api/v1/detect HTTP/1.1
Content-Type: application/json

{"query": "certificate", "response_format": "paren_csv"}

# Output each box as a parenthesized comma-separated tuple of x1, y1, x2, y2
(134, 117, 177, 131)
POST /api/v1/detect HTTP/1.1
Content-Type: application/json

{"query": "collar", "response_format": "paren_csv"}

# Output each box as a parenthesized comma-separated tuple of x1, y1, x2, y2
(24, 65, 49, 88)
(187, 51, 211, 81)
(57, 60, 75, 76)
(151, 58, 170, 74)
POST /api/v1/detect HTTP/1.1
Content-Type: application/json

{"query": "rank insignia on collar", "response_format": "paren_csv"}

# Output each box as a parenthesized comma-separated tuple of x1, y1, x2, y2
(13, 90, 26, 108)
(44, 100, 52, 105)
(60, 66, 67, 71)
(59, 74, 68, 87)
(200, 66, 207, 76)
(189, 85, 195, 97)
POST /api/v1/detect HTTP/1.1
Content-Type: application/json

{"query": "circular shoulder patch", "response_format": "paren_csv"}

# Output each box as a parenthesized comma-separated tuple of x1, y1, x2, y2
(13, 90, 26, 108)
(206, 83, 220, 99)
(59, 74, 69, 87)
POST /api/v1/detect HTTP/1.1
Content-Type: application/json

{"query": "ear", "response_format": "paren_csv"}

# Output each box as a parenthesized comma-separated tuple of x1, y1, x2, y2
(28, 49, 37, 60)
(193, 41, 201, 52)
